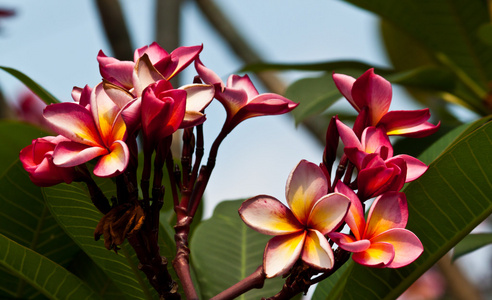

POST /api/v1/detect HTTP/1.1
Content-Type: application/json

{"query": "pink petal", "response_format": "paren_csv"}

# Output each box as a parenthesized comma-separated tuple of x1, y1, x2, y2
(91, 84, 123, 144)
(180, 83, 214, 112)
(361, 126, 393, 158)
(194, 59, 225, 90)
(365, 192, 408, 238)
(227, 74, 259, 100)
(133, 54, 166, 97)
(43, 102, 103, 147)
(97, 50, 135, 90)
(239, 195, 303, 235)
(93, 140, 129, 177)
(371, 228, 423, 268)
(329, 232, 371, 253)
(334, 182, 365, 239)
(351, 69, 392, 125)
(264, 231, 306, 278)
(286, 160, 328, 223)
(52, 142, 107, 167)
(389, 155, 428, 182)
(332, 73, 357, 110)
(352, 242, 395, 267)
(378, 109, 440, 137)
(135, 42, 169, 63)
(302, 229, 335, 270)
(307, 192, 350, 235)
(336, 119, 362, 150)
(164, 45, 203, 80)
(102, 81, 136, 109)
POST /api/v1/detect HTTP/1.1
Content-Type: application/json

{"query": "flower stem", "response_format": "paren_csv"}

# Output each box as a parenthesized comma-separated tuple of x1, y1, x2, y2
(210, 266, 266, 300)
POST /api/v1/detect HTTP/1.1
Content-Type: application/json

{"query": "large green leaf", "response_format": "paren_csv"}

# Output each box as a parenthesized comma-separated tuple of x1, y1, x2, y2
(315, 120, 492, 299)
(0, 233, 101, 300)
(0, 66, 60, 105)
(43, 181, 156, 300)
(344, 0, 492, 114)
(0, 161, 81, 299)
(190, 199, 295, 299)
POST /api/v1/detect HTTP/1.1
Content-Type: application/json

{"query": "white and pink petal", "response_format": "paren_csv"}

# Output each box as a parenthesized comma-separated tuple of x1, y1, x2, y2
(263, 231, 306, 278)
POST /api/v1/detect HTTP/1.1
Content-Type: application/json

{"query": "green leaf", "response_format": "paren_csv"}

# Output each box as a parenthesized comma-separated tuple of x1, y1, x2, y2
(0, 233, 101, 300)
(285, 73, 348, 124)
(190, 199, 291, 299)
(452, 233, 492, 261)
(0, 66, 60, 105)
(43, 181, 156, 300)
(241, 60, 391, 73)
(345, 0, 491, 113)
(0, 161, 81, 299)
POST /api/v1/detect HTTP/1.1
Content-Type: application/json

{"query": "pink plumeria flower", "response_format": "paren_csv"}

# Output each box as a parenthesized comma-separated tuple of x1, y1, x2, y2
(13, 89, 49, 130)
(43, 83, 129, 178)
(239, 160, 350, 278)
(19, 135, 76, 187)
(333, 69, 440, 137)
(330, 182, 423, 268)
(98, 42, 202, 91)
(195, 60, 298, 131)
(336, 119, 427, 182)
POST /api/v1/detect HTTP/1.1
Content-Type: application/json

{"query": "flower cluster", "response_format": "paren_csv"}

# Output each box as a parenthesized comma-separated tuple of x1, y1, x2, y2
(19, 42, 297, 185)
(240, 69, 438, 279)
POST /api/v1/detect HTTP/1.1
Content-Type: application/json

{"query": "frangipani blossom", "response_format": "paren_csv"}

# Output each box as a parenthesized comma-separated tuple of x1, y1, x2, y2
(330, 183, 423, 268)
(43, 83, 129, 177)
(336, 119, 427, 182)
(98, 42, 202, 90)
(333, 69, 440, 137)
(195, 60, 298, 131)
(19, 135, 76, 187)
(239, 160, 350, 278)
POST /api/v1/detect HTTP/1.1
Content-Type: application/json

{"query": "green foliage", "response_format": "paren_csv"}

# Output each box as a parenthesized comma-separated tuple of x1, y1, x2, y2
(0, 66, 60, 105)
(0, 233, 101, 300)
(314, 119, 492, 299)
(453, 233, 492, 261)
(190, 200, 292, 299)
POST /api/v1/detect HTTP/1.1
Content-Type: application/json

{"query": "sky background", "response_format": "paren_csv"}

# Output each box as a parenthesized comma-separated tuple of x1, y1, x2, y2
(1, 0, 489, 292)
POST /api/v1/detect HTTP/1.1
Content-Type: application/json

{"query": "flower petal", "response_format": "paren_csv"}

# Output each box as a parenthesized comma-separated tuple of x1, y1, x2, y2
(351, 69, 392, 125)
(329, 232, 371, 253)
(389, 155, 427, 182)
(332, 72, 357, 110)
(264, 231, 306, 278)
(164, 45, 203, 80)
(133, 54, 166, 97)
(97, 50, 134, 90)
(227, 74, 259, 100)
(334, 182, 365, 239)
(93, 140, 129, 177)
(336, 119, 362, 150)
(286, 160, 328, 223)
(365, 192, 408, 238)
(307, 192, 350, 235)
(371, 228, 423, 268)
(180, 83, 214, 112)
(43, 102, 103, 147)
(52, 141, 107, 167)
(239, 195, 303, 235)
(302, 229, 335, 270)
(378, 109, 440, 137)
(352, 242, 395, 267)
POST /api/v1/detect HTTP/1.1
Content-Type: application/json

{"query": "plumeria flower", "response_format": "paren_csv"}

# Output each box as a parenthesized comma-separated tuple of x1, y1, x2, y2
(336, 119, 427, 182)
(101, 55, 214, 135)
(195, 59, 298, 131)
(333, 69, 440, 137)
(330, 182, 423, 268)
(239, 160, 350, 278)
(43, 83, 129, 177)
(19, 135, 76, 187)
(98, 42, 202, 90)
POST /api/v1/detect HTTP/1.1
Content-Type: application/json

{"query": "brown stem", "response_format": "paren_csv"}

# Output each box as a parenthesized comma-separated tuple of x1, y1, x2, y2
(173, 212, 198, 300)
(211, 266, 266, 300)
